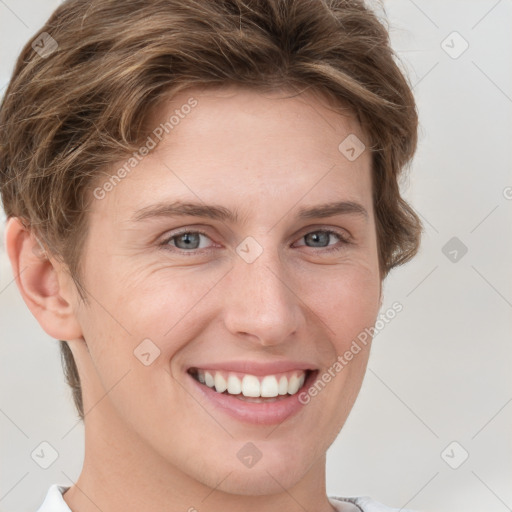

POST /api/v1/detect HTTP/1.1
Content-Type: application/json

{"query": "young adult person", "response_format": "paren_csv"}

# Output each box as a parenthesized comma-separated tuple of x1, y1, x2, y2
(1, 1, 421, 510)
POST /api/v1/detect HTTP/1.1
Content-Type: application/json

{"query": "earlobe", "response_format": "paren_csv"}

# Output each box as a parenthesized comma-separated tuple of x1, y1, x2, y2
(4, 217, 83, 341)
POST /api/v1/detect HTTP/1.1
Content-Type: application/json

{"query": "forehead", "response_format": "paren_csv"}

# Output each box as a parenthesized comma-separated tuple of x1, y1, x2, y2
(97, 85, 373, 221)
(148, 84, 366, 152)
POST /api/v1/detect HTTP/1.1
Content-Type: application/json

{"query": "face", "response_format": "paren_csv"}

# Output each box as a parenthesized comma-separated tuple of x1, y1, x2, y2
(68, 86, 381, 494)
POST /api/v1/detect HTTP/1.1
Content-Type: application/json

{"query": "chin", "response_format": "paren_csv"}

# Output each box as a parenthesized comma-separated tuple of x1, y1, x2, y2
(197, 444, 313, 496)
(213, 465, 306, 496)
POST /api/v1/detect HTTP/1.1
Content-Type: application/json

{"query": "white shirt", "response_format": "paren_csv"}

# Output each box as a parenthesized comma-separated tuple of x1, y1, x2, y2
(36, 484, 415, 512)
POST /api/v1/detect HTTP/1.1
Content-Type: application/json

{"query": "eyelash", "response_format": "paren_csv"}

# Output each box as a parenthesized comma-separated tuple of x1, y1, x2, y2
(159, 228, 352, 255)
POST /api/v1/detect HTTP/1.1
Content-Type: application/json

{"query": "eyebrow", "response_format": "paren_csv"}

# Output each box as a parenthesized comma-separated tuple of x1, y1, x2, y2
(131, 200, 368, 223)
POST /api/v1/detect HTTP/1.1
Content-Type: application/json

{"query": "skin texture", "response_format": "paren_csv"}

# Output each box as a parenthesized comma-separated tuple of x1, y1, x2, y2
(6, 86, 382, 512)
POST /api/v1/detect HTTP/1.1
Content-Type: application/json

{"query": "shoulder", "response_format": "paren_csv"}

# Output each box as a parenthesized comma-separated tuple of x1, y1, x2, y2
(36, 484, 72, 512)
(329, 495, 417, 512)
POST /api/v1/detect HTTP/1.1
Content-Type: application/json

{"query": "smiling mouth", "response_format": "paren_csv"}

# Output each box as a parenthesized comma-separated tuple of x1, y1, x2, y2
(187, 367, 314, 402)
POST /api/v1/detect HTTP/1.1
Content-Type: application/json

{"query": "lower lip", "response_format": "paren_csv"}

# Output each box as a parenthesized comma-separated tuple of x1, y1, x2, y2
(186, 371, 318, 425)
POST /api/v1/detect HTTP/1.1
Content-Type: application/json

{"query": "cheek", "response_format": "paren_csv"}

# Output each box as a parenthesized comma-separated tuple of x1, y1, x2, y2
(81, 246, 207, 333)
(77, 264, 226, 391)
(298, 262, 381, 342)
(301, 268, 378, 431)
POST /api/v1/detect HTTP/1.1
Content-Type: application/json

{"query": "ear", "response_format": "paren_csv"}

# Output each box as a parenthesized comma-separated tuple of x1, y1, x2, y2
(4, 217, 83, 341)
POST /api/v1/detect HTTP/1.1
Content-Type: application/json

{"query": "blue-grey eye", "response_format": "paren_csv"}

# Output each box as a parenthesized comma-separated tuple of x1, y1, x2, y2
(304, 231, 334, 247)
(173, 232, 202, 250)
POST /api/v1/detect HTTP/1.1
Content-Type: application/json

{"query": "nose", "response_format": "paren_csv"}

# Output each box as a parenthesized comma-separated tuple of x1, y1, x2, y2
(222, 246, 304, 347)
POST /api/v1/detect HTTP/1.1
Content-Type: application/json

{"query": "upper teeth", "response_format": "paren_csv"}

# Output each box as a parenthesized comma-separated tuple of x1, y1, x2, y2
(194, 369, 307, 398)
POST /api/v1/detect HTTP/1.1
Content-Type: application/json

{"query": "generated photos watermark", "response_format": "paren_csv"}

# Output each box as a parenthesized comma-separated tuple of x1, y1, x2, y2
(93, 97, 198, 200)
(298, 301, 403, 405)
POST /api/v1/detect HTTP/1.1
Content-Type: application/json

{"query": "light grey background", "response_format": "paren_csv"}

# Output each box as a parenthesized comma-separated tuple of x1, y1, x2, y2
(1, 1, 511, 511)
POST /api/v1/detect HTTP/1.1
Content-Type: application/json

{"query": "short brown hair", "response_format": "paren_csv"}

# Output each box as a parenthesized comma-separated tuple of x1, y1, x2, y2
(0, 0, 422, 421)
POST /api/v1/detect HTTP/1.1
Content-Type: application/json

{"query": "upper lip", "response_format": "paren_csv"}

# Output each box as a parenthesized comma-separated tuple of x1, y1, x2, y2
(187, 360, 317, 376)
